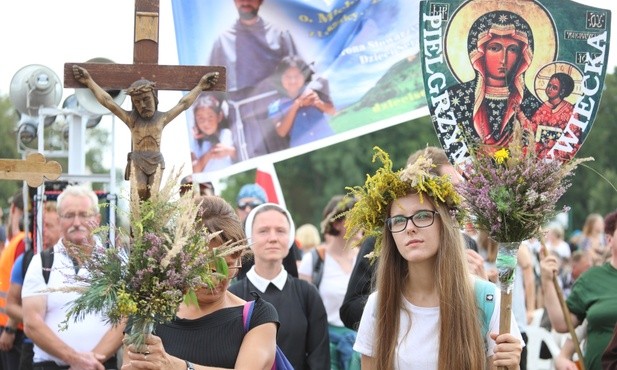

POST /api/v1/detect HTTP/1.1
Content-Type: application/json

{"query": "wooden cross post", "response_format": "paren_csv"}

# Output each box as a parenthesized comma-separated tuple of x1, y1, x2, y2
(63, 0, 226, 200)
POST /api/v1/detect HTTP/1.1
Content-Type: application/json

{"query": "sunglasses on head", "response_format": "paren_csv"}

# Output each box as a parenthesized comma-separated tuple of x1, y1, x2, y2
(237, 200, 263, 210)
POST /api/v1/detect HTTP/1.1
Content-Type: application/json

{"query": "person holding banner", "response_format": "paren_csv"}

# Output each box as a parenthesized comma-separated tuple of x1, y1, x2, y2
(346, 148, 523, 370)
(209, 0, 299, 159)
(190, 94, 237, 173)
(447, 11, 541, 147)
(541, 209, 617, 370)
(269, 56, 336, 148)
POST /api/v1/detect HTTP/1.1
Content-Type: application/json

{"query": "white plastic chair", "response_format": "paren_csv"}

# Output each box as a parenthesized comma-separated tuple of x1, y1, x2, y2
(526, 325, 562, 370)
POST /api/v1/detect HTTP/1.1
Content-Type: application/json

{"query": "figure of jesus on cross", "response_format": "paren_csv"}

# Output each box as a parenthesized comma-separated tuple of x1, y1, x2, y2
(73, 66, 219, 200)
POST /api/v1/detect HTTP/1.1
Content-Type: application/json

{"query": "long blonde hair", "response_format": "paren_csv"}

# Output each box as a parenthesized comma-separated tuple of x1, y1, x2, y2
(373, 195, 485, 370)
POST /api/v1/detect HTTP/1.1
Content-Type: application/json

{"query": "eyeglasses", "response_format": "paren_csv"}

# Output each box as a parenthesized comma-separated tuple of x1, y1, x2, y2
(386, 210, 439, 233)
(228, 258, 242, 271)
(59, 212, 96, 220)
(237, 200, 262, 210)
(210, 258, 242, 275)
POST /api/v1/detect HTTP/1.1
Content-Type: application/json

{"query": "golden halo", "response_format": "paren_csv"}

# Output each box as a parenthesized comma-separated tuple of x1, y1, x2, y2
(533, 62, 584, 105)
(445, 0, 557, 92)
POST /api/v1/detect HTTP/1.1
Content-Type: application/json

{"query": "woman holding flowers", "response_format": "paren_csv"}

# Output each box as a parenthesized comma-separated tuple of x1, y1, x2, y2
(122, 196, 279, 370)
(347, 148, 523, 370)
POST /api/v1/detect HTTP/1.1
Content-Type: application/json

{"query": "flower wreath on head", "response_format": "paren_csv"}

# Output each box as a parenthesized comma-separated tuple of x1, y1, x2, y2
(343, 147, 463, 259)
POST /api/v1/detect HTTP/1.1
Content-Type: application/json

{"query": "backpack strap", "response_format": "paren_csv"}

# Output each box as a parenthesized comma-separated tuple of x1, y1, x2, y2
(311, 246, 326, 288)
(40, 249, 54, 284)
(474, 278, 496, 339)
(21, 249, 35, 282)
(242, 300, 256, 333)
(293, 279, 308, 319)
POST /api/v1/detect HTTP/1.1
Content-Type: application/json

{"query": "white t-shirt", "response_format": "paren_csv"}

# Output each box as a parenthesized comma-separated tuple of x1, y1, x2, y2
(22, 241, 112, 365)
(298, 250, 354, 327)
(354, 287, 524, 370)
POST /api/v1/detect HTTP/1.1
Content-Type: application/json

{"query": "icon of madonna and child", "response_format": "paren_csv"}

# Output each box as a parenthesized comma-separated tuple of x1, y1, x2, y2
(440, 4, 587, 162)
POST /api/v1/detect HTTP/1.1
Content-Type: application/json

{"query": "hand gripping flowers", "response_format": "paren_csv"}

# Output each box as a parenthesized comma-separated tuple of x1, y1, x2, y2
(344, 147, 462, 257)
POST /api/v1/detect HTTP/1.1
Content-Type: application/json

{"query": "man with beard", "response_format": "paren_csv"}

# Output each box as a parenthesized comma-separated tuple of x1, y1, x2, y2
(72, 66, 219, 200)
(22, 186, 123, 370)
(209, 0, 299, 159)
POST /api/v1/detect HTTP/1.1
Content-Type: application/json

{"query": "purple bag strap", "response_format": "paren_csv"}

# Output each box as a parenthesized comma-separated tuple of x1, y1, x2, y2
(242, 300, 255, 333)
(243, 300, 279, 370)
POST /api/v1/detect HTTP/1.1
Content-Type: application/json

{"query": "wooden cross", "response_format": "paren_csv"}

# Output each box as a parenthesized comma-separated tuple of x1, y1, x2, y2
(62, 0, 225, 200)
(64, 0, 226, 92)
(0, 153, 62, 188)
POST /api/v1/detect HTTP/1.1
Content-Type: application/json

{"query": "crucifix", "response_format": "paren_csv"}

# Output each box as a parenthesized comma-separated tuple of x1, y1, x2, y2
(63, 0, 226, 200)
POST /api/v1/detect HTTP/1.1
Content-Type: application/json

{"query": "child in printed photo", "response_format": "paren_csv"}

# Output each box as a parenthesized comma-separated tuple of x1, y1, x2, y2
(191, 93, 236, 173)
(269, 56, 336, 148)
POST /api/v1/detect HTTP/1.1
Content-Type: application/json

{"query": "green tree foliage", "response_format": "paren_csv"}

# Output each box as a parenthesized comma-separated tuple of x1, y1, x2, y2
(219, 170, 256, 208)
(0, 96, 21, 211)
(560, 66, 617, 233)
(272, 116, 439, 227)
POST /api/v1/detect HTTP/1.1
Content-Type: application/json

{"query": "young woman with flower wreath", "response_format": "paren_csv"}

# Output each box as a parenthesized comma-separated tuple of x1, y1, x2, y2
(346, 148, 524, 370)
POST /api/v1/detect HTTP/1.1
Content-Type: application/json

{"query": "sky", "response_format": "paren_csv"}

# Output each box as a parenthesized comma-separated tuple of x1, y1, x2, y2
(0, 0, 615, 193)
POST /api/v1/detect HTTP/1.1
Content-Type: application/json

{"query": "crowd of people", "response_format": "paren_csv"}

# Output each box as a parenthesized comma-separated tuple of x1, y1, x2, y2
(1, 145, 614, 370)
(3, 142, 615, 369)
(4, 132, 617, 370)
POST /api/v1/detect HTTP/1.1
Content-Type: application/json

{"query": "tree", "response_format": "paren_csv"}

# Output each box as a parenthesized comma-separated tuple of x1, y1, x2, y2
(220, 115, 440, 227)
(559, 66, 617, 234)
(0, 96, 21, 212)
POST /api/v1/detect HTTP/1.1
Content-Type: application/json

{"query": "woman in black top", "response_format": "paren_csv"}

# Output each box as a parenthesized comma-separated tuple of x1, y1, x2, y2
(123, 196, 279, 369)
(229, 203, 330, 369)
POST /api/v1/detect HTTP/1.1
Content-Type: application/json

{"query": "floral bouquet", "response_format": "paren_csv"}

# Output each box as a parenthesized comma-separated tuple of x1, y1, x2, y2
(456, 123, 591, 336)
(62, 169, 242, 352)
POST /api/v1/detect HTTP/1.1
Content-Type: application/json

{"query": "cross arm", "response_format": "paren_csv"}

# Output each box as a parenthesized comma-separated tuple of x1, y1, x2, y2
(64, 63, 226, 92)
(0, 153, 62, 187)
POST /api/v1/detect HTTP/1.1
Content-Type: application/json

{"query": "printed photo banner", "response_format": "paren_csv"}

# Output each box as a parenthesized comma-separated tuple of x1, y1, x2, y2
(172, 0, 428, 181)
(419, 0, 611, 166)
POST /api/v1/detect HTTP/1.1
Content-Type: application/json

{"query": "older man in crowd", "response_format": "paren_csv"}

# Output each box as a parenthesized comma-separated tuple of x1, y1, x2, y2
(22, 186, 123, 370)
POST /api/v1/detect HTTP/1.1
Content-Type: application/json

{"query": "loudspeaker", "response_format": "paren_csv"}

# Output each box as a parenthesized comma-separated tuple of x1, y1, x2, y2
(62, 94, 102, 128)
(74, 57, 126, 115)
(9, 64, 62, 117)
(17, 115, 38, 144)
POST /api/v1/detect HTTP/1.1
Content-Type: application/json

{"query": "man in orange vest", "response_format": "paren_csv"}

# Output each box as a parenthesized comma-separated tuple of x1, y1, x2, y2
(0, 191, 27, 369)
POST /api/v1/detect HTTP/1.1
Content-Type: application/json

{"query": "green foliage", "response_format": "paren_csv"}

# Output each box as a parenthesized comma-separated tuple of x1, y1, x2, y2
(277, 116, 440, 227)
(220, 116, 441, 226)
(0, 97, 20, 211)
(219, 170, 256, 207)
(85, 127, 116, 190)
(560, 66, 617, 233)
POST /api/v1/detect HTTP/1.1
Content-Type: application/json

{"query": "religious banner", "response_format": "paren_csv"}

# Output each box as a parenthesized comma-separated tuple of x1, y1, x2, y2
(419, 0, 611, 166)
(172, 0, 428, 181)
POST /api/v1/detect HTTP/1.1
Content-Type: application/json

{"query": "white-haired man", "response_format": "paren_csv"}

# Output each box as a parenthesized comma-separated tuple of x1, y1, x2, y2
(22, 186, 123, 370)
